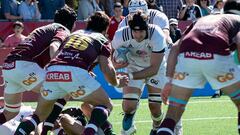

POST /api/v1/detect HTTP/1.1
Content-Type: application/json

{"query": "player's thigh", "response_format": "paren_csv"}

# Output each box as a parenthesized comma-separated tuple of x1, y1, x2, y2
(173, 54, 206, 89)
(81, 87, 113, 110)
(203, 55, 240, 90)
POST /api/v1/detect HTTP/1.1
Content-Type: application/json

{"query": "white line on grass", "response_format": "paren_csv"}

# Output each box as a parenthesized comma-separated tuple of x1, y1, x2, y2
(113, 99, 231, 106)
(111, 116, 237, 124)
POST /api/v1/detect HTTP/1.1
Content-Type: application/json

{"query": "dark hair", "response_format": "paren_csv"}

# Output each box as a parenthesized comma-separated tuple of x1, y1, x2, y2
(13, 21, 24, 28)
(196, 0, 210, 7)
(224, 0, 240, 15)
(86, 11, 110, 33)
(54, 5, 77, 30)
(128, 10, 148, 31)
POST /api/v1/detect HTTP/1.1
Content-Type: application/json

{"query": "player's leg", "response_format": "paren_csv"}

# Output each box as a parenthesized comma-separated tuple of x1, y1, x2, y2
(147, 85, 163, 135)
(220, 81, 240, 134)
(0, 93, 22, 125)
(121, 86, 141, 135)
(80, 86, 113, 135)
(14, 95, 57, 135)
(81, 102, 116, 135)
(157, 85, 193, 135)
(41, 96, 70, 134)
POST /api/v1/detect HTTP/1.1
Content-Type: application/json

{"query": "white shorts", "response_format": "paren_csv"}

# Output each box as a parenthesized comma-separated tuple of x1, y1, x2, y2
(126, 63, 167, 91)
(41, 65, 101, 100)
(2, 61, 46, 94)
(173, 53, 240, 89)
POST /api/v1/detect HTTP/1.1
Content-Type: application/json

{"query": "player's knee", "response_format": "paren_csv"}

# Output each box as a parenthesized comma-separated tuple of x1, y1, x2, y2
(229, 89, 240, 102)
(122, 93, 140, 113)
(4, 102, 21, 119)
(149, 105, 162, 116)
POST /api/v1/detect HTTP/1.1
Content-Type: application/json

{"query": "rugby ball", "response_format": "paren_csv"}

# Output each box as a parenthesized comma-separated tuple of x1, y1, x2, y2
(113, 47, 129, 63)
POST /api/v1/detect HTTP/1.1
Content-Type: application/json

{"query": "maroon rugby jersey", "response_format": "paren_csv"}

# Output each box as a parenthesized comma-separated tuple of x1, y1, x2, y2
(5, 23, 70, 68)
(180, 14, 240, 56)
(49, 30, 111, 71)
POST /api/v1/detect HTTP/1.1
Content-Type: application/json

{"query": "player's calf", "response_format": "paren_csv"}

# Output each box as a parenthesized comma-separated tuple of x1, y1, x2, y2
(41, 98, 66, 135)
(157, 97, 187, 135)
(84, 105, 110, 135)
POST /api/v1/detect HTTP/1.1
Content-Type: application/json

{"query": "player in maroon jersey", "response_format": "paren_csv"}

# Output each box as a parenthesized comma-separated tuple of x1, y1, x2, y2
(0, 5, 77, 129)
(14, 11, 129, 135)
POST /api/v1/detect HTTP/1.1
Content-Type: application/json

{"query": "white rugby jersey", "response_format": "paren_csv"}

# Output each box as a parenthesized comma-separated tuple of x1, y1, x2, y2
(112, 24, 167, 68)
(118, 9, 169, 30)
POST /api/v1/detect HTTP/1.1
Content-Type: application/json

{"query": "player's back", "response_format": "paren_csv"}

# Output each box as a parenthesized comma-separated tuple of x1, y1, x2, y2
(180, 14, 240, 56)
(49, 30, 111, 71)
(5, 23, 70, 66)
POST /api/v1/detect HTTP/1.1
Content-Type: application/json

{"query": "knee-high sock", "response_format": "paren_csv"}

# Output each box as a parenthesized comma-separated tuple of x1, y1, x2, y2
(0, 113, 7, 125)
(84, 105, 109, 135)
(41, 99, 66, 135)
(157, 118, 176, 135)
(14, 114, 40, 135)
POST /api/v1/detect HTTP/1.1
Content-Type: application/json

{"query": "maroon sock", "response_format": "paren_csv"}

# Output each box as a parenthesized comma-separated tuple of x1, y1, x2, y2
(157, 118, 176, 135)
(0, 113, 7, 125)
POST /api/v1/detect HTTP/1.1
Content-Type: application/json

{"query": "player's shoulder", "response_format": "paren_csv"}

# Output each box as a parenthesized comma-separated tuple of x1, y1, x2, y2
(115, 26, 131, 42)
(149, 9, 167, 18)
(148, 24, 163, 39)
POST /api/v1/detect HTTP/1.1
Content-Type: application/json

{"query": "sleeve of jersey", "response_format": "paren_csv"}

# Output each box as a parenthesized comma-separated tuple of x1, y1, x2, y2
(111, 29, 124, 50)
(156, 14, 169, 30)
(51, 28, 70, 43)
(151, 27, 167, 53)
(100, 41, 112, 58)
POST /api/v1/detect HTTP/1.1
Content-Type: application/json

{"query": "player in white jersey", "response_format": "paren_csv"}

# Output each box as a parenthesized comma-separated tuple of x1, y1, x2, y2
(112, 11, 167, 135)
(118, 1, 171, 46)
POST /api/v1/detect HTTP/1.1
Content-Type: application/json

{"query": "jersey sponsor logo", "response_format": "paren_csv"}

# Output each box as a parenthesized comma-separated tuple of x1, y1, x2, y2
(46, 71, 72, 82)
(174, 72, 189, 80)
(150, 79, 159, 85)
(184, 52, 213, 60)
(217, 72, 234, 83)
(41, 89, 53, 97)
(70, 86, 86, 98)
(2, 61, 16, 70)
(22, 72, 37, 86)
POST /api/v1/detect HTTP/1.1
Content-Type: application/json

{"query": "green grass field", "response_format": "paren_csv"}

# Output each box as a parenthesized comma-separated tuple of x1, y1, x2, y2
(24, 96, 238, 135)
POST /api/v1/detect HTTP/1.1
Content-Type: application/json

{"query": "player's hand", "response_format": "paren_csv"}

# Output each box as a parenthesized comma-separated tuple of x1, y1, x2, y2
(161, 82, 172, 105)
(112, 59, 129, 69)
(116, 74, 129, 87)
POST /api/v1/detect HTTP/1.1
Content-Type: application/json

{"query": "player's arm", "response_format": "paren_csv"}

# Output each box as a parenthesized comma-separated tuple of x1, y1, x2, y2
(131, 50, 164, 80)
(166, 39, 181, 78)
(50, 28, 70, 58)
(130, 26, 166, 80)
(49, 41, 61, 58)
(111, 28, 128, 69)
(99, 55, 119, 86)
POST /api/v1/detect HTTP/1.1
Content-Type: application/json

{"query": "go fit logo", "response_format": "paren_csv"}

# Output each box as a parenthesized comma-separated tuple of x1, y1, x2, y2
(22, 72, 37, 86)
(217, 73, 234, 83)
(174, 72, 189, 80)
